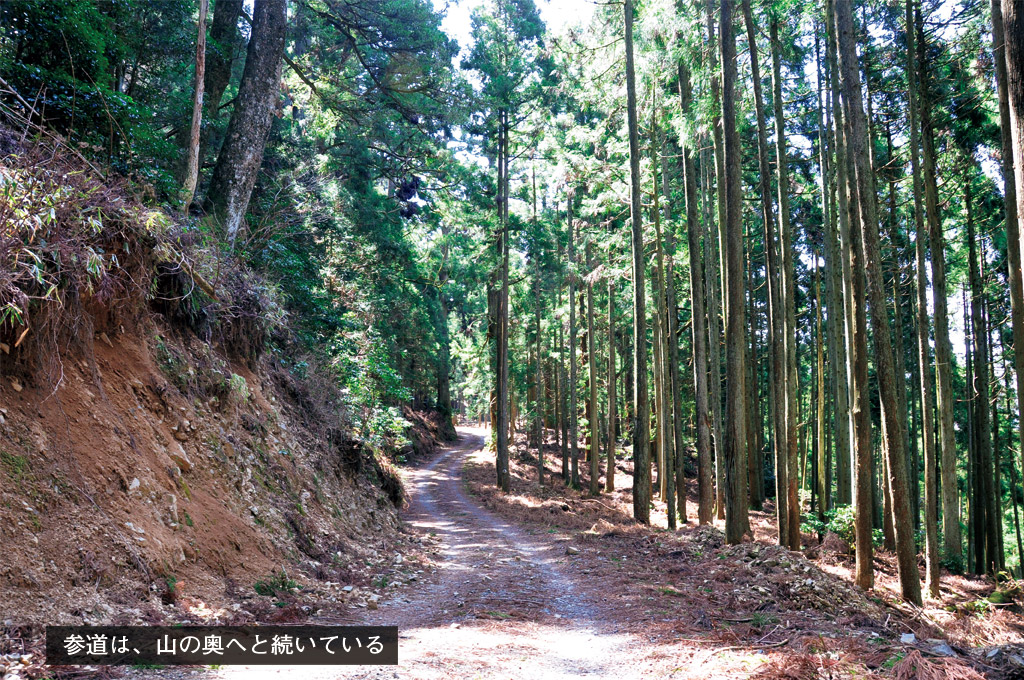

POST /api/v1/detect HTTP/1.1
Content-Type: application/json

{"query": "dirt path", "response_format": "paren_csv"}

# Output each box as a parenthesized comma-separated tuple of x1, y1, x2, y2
(186, 427, 641, 679)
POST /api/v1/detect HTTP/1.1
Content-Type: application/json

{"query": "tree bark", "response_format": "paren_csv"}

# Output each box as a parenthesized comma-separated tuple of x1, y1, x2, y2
(663, 140, 688, 523)
(965, 173, 997, 574)
(917, 8, 962, 566)
(835, 0, 922, 604)
(569, 199, 581, 490)
(1000, 0, 1024, 517)
(607, 276, 617, 493)
(181, 0, 208, 213)
(745, 0, 789, 542)
(205, 0, 286, 241)
(587, 240, 601, 496)
(679, 62, 714, 525)
(705, 0, 727, 521)
(769, 15, 800, 550)
(720, 0, 750, 544)
(826, 0, 856, 507)
(624, 0, 650, 523)
(652, 125, 674, 524)
(906, 0, 939, 597)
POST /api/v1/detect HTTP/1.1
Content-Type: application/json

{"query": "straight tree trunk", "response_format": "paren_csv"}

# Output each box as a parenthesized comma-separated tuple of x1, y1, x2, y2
(770, 15, 800, 550)
(181, 0, 208, 213)
(663, 141, 688, 522)
(720, 0, 750, 544)
(536, 268, 545, 484)
(205, 0, 286, 241)
(587, 241, 601, 496)
(742, 0, 777, 518)
(624, 0, 651, 523)
(569, 199, 581, 490)
(495, 111, 512, 493)
(815, 255, 827, 516)
(751, 2, 789, 540)
(174, 0, 241, 182)
(826, 0, 856, 507)
(707, 3, 727, 522)
(1000, 0, 1024, 506)
(746, 224, 764, 510)
(835, 0, 922, 605)
(558, 239, 570, 483)
(679, 62, 714, 524)
(965, 174, 997, 574)
(816, 24, 849, 517)
(906, 0, 939, 597)
(830, 0, 872, 591)
(652, 130, 675, 524)
(607, 277, 617, 493)
(918, 8, 963, 566)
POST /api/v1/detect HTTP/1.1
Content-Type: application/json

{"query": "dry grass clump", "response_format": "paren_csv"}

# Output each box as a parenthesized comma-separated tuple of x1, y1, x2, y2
(891, 650, 986, 680)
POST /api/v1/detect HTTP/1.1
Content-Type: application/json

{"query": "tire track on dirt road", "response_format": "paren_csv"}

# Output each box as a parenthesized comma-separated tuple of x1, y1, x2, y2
(179, 428, 638, 679)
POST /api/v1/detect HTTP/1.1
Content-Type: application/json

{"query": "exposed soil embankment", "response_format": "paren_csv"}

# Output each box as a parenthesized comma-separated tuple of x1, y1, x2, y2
(0, 319, 413, 627)
(0, 138, 450, 636)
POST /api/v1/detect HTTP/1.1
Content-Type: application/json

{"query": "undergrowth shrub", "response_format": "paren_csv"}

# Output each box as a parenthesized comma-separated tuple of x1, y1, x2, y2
(0, 135, 159, 379)
(803, 505, 886, 549)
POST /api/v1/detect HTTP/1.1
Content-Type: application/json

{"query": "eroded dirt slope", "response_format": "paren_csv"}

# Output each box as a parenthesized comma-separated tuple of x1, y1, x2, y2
(0, 324, 404, 628)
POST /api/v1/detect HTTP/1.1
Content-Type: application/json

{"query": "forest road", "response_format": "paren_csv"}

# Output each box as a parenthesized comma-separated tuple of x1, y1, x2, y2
(196, 427, 641, 679)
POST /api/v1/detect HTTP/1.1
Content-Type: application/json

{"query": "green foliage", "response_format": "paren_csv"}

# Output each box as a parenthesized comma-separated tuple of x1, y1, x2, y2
(802, 505, 883, 548)
(0, 450, 29, 481)
(254, 569, 297, 597)
(0, 0, 191, 191)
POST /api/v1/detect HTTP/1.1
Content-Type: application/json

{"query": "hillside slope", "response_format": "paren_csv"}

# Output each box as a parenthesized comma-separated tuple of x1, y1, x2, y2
(0, 136, 416, 627)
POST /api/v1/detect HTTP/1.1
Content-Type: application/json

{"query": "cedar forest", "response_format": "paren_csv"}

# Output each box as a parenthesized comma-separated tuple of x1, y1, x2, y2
(4, 0, 1024, 631)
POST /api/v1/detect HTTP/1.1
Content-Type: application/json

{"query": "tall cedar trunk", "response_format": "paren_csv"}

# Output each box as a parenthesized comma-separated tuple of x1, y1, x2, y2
(831, 0, 873, 590)
(835, 0, 922, 604)
(742, 0, 776, 516)
(607, 277, 617, 493)
(558, 239, 569, 483)
(906, 0, 940, 597)
(746, 223, 764, 510)
(663, 143, 688, 522)
(826, 0, 856, 507)
(438, 291, 455, 438)
(967, 289, 980, 573)
(175, 0, 241, 181)
(743, 0, 785, 532)
(1000, 0, 1024, 512)
(884, 124, 913, 531)
(679, 62, 714, 524)
(495, 112, 511, 492)
(536, 269, 544, 484)
(1007, 362, 1024, 578)
(991, 0, 1024, 522)
(181, 0, 208, 212)
(966, 176, 997, 574)
(770, 16, 800, 550)
(816, 24, 850, 517)
(869, 87, 897, 555)
(653, 130, 675, 524)
(815, 256, 827, 516)
(205, 0, 286, 241)
(917, 8, 962, 564)
(720, 0, 750, 544)
(624, 0, 650, 523)
(706, 0, 727, 521)
(534, 166, 544, 461)
(587, 241, 601, 496)
(653, 238, 667, 499)
(569, 199, 581, 490)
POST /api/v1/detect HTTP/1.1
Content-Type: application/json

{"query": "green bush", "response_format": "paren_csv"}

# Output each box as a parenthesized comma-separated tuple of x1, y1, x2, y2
(254, 569, 297, 597)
